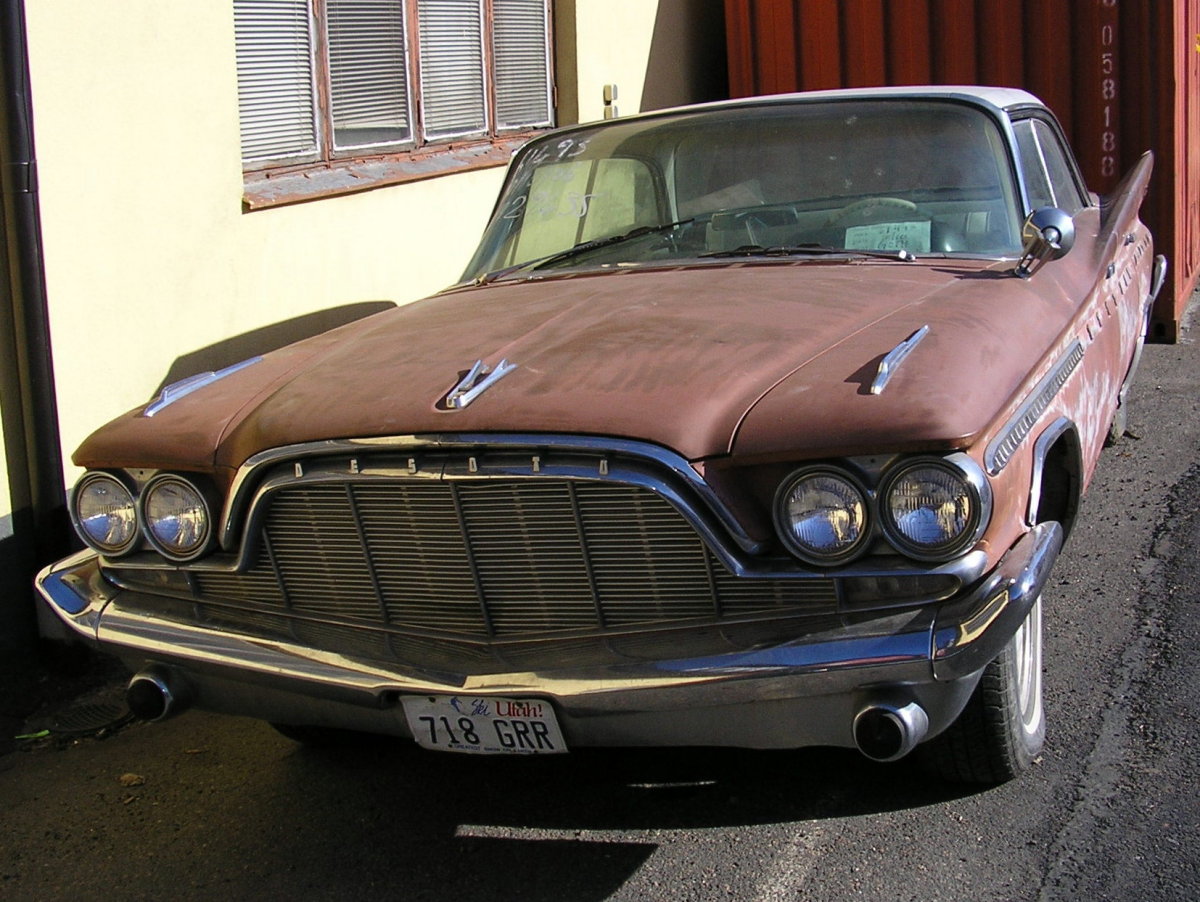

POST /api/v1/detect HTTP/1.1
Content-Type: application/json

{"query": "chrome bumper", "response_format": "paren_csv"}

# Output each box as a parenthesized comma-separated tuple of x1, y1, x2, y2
(35, 522, 1062, 750)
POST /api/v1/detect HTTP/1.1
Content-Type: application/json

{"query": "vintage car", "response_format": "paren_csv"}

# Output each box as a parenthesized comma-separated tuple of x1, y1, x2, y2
(38, 86, 1164, 782)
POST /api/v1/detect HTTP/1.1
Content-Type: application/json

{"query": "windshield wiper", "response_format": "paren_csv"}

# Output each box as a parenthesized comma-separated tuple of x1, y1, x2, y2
(474, 218, 695, 285)
(700, 243, 917, 262)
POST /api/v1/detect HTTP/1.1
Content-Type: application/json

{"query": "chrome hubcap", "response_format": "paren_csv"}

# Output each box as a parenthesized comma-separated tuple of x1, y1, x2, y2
(1012, 596, 1044, 734)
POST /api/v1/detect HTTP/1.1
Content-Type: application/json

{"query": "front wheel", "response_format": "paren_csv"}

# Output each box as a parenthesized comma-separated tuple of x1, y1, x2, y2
(918, 597, 1045, 783)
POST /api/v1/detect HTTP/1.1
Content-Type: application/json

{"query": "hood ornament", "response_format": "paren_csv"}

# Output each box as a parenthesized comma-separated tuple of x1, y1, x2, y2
(870, 326, 929, 395)
(443, 359, 517, 410)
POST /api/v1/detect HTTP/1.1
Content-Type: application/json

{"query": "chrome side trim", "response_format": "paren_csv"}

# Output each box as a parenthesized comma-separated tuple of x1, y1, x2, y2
(870, 325, 929, 395)
(985, 341, 1084, 475)
(144, 357, 262, 418)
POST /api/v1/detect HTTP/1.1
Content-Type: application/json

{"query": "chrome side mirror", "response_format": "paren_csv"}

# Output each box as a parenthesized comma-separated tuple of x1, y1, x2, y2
(1014, 207, 1075, 279)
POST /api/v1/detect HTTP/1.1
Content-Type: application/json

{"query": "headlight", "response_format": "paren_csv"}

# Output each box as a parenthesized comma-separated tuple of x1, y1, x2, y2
(140, 475, 214, 560)
(880, 457, 988, 560)
(775, 468, 870, 565)
(71, 472, 138, 555)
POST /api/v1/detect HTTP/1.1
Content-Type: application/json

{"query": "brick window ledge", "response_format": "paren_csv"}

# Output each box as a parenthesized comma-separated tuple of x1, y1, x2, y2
(242, 135, 537, 211)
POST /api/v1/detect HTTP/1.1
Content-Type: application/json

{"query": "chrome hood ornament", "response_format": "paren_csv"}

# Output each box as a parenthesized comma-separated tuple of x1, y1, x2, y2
(870, 325, 929, 395)
(443, 359, 517, 410)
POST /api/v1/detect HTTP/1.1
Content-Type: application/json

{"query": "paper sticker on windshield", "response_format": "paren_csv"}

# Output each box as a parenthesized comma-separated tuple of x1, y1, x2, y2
(845, 221, 931, 254)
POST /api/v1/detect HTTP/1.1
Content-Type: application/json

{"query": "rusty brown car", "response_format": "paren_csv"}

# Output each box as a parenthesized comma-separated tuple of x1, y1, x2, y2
(38, 87, 1165, 782)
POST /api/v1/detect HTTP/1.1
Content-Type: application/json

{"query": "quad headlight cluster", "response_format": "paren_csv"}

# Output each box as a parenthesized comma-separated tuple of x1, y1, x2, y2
(774, 455, 991, 566)
(70, 471, 216, 561)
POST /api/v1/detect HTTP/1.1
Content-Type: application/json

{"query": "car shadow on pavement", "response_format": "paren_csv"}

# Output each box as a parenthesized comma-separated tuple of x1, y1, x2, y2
(281, 736, 978, 831)
(217, 735, 987, 900)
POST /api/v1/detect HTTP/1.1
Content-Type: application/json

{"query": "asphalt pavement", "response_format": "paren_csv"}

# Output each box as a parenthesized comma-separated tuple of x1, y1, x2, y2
(2, 302, 1199, 901)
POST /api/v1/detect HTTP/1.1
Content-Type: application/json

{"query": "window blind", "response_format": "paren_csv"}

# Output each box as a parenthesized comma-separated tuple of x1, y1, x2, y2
(234, 0, 319, 165)
(327, 0, 413, 151)
(416, 0, 487, 140)
(493, 0, 552, 130)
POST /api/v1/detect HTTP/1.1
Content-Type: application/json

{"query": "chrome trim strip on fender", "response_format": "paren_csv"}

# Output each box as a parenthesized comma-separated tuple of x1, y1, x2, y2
(985, 342, 1084, 475)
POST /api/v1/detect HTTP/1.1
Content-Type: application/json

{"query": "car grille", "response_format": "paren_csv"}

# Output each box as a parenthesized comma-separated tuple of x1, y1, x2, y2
(187, 479, 838, 642)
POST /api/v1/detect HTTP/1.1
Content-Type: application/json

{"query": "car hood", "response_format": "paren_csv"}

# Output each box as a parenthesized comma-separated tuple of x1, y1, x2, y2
(75, 258, 1073, 474)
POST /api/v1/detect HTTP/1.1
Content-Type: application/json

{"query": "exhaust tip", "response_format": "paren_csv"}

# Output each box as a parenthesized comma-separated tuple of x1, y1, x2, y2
(127, 667, 189, 722)
(853, 701, 929, 762)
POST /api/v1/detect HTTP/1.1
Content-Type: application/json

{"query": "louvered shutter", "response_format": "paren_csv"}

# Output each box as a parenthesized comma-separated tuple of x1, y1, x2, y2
(327, 0, 413, 151)
(416, 0, 488, 140)
(234, 0, 319, 165)
(493, 0, 552, 130)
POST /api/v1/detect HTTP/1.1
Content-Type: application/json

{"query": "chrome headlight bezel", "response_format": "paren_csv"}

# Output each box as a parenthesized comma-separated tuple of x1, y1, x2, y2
(138, 473, 216, 562)
(878, 454, 992, 562)
(773, 466, 872, 566)
(70, 471, 140, 556)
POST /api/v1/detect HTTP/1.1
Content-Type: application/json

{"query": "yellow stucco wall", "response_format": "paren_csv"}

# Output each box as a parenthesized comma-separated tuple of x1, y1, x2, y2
(22, 1, 665, 486)
(571, 1, 661, 122)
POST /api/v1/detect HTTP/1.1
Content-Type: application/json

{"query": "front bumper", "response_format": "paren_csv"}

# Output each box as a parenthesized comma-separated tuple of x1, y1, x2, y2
(35, 522, 1062, 751)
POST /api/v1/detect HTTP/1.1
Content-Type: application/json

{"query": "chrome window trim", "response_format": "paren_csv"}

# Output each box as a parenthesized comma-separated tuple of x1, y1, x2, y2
(985, 341, 1085, 475)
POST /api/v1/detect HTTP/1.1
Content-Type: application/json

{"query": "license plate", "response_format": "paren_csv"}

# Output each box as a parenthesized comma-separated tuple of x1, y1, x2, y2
(401, 695, 567, 755)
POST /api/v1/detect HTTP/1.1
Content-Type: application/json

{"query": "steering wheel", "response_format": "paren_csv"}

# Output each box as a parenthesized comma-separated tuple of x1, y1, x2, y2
(826, 196, 922, 226)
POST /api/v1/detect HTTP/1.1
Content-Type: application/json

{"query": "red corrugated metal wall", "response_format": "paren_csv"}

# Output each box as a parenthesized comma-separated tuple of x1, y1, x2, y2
(725, 0, 1199, 340)
(1175, 0, 1200, 333)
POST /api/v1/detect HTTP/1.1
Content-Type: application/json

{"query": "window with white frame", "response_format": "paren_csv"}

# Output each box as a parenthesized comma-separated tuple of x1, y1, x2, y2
(234, 0, 554, 171)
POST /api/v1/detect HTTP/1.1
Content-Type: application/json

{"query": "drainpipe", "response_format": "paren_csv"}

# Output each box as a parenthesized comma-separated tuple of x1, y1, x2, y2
(0, 0, 69, 656)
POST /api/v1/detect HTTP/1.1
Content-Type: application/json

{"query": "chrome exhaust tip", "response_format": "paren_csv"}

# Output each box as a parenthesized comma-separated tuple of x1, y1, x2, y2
(126, 666, 190, 722)
(853, 701, 929, 762)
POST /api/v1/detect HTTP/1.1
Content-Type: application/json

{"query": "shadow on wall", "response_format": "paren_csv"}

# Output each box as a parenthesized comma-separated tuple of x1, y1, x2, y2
(153, 301, 396, 395)
(640, 0, 729, 112)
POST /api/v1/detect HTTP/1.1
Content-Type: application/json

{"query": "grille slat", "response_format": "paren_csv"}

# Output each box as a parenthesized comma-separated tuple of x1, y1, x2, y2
(190, 478, 839, 644)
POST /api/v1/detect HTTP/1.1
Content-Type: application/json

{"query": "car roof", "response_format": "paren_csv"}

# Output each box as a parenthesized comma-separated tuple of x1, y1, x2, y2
(629, 85, 1045, 124)
(750, 84, 1042, 111)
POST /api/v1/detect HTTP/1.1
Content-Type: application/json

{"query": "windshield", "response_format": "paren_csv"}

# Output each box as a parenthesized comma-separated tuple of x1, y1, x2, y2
(461, 99, 1024, 283)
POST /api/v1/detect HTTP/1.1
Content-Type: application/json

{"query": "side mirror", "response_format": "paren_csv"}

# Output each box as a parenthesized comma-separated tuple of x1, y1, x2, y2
(1014, 207, 1075, 279)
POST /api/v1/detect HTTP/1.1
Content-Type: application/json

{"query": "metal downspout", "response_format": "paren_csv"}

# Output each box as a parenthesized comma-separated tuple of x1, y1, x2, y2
(0, 0, 69, 655)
